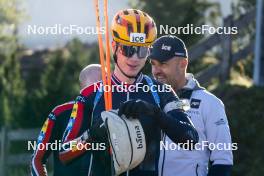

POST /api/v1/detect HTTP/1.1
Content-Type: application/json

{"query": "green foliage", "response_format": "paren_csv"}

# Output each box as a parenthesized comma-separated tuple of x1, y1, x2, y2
(231, 0, 255, 84)
(0, 0, 24, 55)
(16, 39, 101, 128)
(232, 0, 256, 17)
(0, 53, 25, 127)
(0, 0, 25, 127)
(232, 55, 254, 79)
(214, 84, 264, 176)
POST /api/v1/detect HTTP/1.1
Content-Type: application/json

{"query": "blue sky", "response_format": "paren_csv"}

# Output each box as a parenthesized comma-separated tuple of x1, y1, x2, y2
(18, 0, 232, 49)
(19, 0, 129, 49)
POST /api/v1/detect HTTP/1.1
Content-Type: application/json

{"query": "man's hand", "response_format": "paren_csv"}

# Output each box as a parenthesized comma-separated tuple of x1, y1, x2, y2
(89, 116, 108, 143)
(118, 99, 161, 119)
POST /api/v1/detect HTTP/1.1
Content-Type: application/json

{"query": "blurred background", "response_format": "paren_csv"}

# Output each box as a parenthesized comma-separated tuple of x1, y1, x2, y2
(0, 0, 263, 175)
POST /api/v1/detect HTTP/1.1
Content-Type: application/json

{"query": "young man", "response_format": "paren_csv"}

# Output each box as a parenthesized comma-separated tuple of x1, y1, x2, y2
(59, 9, 198, 176)
(149, 35, 233, 176)
(31, 64, 102, 176)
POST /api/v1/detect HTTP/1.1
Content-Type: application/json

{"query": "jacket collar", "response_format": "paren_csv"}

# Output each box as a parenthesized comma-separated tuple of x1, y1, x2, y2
(111, 73, 144, 85)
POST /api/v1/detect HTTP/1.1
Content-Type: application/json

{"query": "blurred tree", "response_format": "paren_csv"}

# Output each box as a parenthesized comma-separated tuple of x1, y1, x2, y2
(39, 39, 90, 107)
(232, 0, 256, 16)
(0, 0, 25, 127)
(16, 39, 101, 128)
(231, 0, 256, 80)
(0, 53, 25, 127)
(214, 84, 264, 176)
(0, 0, 24, 55)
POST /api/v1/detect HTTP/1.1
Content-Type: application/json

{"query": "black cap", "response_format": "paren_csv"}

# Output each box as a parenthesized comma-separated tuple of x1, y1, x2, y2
(148, 35, 188, 62)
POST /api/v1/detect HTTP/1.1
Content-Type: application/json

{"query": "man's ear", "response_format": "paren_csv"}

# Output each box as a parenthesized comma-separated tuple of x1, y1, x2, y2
(185, 58, 188, 67)
(180, 58, 188, 69)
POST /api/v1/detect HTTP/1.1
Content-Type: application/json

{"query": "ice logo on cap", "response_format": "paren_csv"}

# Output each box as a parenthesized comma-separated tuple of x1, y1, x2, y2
(161, 44, 171, 51)
(130, 33, 146, 43)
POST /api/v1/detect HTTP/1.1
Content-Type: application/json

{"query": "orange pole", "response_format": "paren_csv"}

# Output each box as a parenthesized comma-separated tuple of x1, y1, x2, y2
(104, 0, 112, 109)
(93, 0, 109, 110)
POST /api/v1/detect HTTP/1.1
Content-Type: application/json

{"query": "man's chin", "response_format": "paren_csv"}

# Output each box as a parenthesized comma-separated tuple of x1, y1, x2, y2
(124, 71, 137, 78)
(156, 78, 167, 84)
(127, 70, 141, 77)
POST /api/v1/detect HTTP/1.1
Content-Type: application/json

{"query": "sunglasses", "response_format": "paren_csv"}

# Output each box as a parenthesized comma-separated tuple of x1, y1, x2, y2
(118, 44, 149, 59)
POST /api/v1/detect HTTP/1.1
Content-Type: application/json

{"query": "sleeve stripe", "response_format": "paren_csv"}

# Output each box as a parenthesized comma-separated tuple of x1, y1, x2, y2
(60, 83, 96, 163)
(53, 102, 74, 116)
(31, 119, 54, 176)
(31, 155, 41, 176)
(80, 81, 101, 96)
(65, 103, 84, 142)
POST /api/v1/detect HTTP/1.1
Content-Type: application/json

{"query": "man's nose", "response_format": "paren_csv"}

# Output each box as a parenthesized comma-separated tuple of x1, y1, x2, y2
(128, 53, 140, 61)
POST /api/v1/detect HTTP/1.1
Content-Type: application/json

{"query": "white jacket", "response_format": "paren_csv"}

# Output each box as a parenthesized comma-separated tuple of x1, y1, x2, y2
(159, 74, 233, 176)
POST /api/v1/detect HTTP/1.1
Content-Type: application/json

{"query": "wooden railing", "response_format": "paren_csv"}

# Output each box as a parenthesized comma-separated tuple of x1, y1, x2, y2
(0, 127, 39, 175)
(191, 9, 255, 84)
